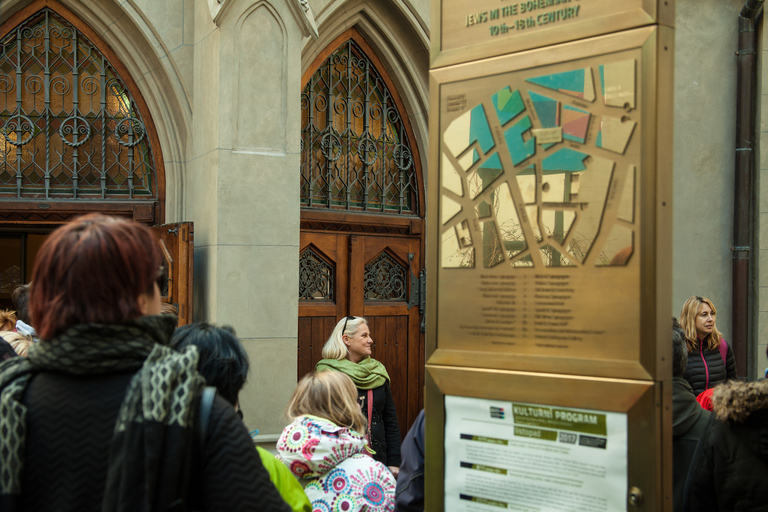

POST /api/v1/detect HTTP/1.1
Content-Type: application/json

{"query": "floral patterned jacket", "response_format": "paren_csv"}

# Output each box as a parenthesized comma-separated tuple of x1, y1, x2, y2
(277, 415, 396, 512)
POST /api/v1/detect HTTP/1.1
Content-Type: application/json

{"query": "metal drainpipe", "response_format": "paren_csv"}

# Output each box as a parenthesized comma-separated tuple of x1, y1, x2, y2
(733, 0, 763, 380)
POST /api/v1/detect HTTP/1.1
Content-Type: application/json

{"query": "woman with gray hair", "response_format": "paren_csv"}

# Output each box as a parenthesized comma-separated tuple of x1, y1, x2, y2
(315, 316, 401, 476)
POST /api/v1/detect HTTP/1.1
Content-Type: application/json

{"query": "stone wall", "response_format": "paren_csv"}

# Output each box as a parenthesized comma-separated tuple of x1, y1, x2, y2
(673, 0, 745, 363)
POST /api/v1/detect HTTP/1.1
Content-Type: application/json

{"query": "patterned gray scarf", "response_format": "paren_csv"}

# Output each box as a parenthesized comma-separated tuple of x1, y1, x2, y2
(0, 315, 203, 511)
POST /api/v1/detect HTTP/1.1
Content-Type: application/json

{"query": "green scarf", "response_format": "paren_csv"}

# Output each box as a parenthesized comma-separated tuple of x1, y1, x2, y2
(0, 314, 203, 512)
(315, 357, 390, 390)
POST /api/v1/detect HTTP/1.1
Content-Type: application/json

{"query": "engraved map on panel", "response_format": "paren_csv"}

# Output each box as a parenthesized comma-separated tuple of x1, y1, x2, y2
(441, 59, 637, 271)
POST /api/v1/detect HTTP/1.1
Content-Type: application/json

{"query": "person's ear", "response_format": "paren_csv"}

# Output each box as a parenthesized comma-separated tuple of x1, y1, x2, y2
(137, 292, 150, 315)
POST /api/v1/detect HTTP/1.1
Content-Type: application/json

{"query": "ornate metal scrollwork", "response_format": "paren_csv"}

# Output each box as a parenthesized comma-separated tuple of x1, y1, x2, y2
(364, 252, 407, 301)
(320, 131, 342, 162)
(0, 9, 157, 199)
(59, 115, 91, 147)
(393, 144, 413, 172)
(299, 247, 334, 301)
(357, 135, 378, 166)
(1, 115, 35, 146)
(300, 39, 418, 214)
(115, 117, 146, 147)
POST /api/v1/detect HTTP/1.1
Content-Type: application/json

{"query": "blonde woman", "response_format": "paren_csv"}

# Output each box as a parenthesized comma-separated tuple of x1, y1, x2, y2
(315, 316, 401, 475)
(277, 371, 396, 512)
(679, 296, 737, 396)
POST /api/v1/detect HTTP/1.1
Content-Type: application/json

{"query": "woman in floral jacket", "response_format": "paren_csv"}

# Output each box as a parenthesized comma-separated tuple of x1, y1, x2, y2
(277, 371, 396, 512)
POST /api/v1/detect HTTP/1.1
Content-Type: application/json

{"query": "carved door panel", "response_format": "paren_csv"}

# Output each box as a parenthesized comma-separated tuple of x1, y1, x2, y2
(298, 232, 348, 376)
(150, 222, 194, 326)
(353, 234, 421, 439)
(298, 231, 422, 440)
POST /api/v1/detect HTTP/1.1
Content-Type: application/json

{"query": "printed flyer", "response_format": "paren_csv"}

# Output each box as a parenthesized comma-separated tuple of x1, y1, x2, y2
(444, 395, 627, 511)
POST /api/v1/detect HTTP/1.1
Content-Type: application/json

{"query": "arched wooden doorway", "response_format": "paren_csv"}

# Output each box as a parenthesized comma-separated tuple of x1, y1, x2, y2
(298, 29, 426, 437)
(0, 3, 191, 321)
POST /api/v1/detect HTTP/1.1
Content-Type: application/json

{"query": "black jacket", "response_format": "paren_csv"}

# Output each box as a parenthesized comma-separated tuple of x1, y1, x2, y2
(683, 339, 736, 396)
(0, 337, 17, 361)
(396, 409, 425, 512)
(683, 380, 768, 512)
(7, 329, 289, 512)
(672, 377, 711, 512)
(358, 381, 402, 466)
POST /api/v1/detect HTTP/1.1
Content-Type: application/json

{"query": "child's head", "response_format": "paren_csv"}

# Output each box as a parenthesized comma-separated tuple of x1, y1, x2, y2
(287, 371, 367, 434)
(0, 310, 17, 332)
(169, 322, 248, 407)
(0, 331, 33, 356)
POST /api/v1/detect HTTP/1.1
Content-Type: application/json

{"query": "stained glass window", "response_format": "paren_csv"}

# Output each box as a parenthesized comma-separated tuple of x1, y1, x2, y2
(301, 39, 418, 214)
(0, 9, 157, 199)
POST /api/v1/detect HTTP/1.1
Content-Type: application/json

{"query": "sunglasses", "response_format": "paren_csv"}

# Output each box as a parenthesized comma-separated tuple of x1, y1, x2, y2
(342, 315, 355, 335)
(155, 266, 168, 294)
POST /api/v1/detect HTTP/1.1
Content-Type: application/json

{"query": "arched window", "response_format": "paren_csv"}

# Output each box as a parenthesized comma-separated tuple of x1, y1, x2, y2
(0, 8, 158, 200)
(300, 38, 418, 215)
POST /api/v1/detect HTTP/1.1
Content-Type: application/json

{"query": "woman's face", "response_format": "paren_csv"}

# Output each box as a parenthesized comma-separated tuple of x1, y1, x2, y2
(344, 323, 373, 364)
(695, 303, 715, 339)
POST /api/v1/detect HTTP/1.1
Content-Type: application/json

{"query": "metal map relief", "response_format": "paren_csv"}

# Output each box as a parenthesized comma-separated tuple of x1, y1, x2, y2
(437, 50, 642, 362)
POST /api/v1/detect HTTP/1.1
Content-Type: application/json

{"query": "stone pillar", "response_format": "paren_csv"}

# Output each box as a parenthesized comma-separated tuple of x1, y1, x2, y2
(188, 0, 314, 436)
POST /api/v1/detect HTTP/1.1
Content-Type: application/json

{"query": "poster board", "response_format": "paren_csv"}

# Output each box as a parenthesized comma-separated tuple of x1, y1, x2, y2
(426, 26, 673, 380)
(424, 367, 671, 511)
(432, 0, 674, 67)
(445, 396, 628, 511)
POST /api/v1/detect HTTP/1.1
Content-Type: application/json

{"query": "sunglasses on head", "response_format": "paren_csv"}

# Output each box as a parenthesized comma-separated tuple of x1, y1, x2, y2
(342, 315, 355, 335)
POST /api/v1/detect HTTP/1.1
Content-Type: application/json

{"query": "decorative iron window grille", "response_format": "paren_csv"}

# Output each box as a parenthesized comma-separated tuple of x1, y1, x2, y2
(364, 252, 406, 301)
(0, 9, 157, 199)
(299, 247, 334, 301)
(300, 39, 417, 214)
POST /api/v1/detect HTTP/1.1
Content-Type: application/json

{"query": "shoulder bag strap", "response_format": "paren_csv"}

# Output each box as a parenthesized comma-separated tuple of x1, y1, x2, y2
(719, 339, 728, 365)
(367, 388, 373, 443)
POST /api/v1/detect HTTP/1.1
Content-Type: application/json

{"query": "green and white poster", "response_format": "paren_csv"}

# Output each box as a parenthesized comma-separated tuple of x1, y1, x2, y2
(444, 395, 627, 511)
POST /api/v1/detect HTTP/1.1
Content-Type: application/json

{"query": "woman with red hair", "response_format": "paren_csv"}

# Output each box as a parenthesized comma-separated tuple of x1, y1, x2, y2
(0, 214, 289, 512)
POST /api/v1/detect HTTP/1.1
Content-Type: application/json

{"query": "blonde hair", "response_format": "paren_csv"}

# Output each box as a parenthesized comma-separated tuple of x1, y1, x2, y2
(321, 316, 368, 360)
(161, 302, 178, 316)
(0, 309, 17, 332)
(286, 371, 367, 434)
(679, 296, 723, 353)
(0, 331, 34, 357)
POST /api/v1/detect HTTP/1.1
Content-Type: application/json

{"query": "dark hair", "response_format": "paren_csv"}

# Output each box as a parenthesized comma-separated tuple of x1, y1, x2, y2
(30, 214, 161, 339)
(169, 323, 249, 406)
(11, 285, 30, 324)
(672, 318, 687, 378)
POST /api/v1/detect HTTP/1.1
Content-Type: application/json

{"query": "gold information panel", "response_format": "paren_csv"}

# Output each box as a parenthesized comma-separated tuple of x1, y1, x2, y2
(432, 0, 673, 67)
(424, 366, 671, 511)
(428, 26, 672, 380)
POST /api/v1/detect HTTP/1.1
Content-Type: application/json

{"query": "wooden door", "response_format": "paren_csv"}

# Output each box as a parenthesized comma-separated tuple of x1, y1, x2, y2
(298, 232, 348, 373)
(151, 222, 194, 325)
(299, 232, 423, 439)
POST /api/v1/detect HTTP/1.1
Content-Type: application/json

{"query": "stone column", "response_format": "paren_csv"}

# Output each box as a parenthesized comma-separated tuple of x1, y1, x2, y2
(188, 0, 315, 437)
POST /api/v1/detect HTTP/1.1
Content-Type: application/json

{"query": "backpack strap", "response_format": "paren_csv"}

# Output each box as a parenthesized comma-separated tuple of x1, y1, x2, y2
(719, 339, 728, 365)
(198, 386, 217, 448)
